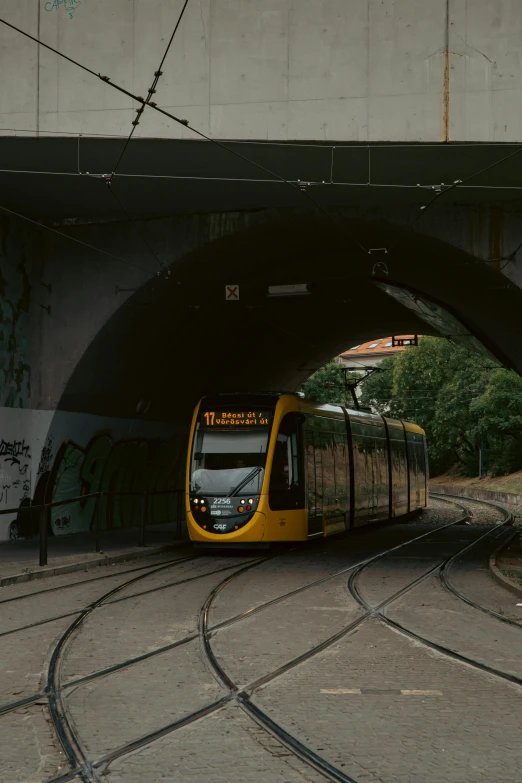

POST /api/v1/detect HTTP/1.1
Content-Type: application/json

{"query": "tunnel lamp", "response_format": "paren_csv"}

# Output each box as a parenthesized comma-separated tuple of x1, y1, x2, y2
(267, 283, 310, 297)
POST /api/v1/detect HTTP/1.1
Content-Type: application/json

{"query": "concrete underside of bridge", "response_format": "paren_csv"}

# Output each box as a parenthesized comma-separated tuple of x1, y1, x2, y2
(2, 136, 522, 538)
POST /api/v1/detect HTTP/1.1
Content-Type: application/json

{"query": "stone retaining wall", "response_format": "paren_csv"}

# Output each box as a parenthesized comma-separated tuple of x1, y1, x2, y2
(431, 484, 522, 510)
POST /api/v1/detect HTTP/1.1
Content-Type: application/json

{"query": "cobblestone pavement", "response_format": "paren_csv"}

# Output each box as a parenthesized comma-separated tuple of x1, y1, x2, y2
(1, 499, 521, 783)
(211, 573, 365, 687)
(106, 702, 327, 783)
(0, 617, 73, 703)
(0, 705, 66, 783)
(389, 570, 522, 678)
(61, 565, 254, 682)
(253, 619, 522, 783)
(64, 639, 225, 757)
(445, 531, 522, 621)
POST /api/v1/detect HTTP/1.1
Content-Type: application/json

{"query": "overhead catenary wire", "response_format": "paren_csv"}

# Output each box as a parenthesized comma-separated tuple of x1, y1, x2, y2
(0, 17, 368, 256)
(103, 0, 191, 276)
(2, 16, 522, 202)
(7, 166, 522, 192)
(109, 0, 190, 178)
(386, 143, 522, 257)
(3, 16, 522, 285)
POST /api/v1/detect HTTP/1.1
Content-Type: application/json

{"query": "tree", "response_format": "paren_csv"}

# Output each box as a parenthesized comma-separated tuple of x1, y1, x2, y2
(469, 369, 522, 476)
(307, 336, 522, 477)
(299, 362, 359, 406)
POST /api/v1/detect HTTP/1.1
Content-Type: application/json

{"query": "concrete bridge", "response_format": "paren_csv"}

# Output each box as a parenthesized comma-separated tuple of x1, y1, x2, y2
(0, 0, 521, 538)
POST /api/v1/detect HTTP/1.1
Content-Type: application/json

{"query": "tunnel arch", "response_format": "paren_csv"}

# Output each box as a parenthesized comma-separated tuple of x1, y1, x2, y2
(34, 208, 522, 533)
(55, 209, 520, 424)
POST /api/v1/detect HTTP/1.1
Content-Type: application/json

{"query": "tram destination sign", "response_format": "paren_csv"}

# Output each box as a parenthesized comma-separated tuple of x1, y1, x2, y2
(201, 410, 271, 427)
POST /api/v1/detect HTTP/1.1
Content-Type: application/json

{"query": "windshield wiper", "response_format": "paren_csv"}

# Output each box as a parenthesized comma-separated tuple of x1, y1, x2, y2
(228, 466, 263, 497)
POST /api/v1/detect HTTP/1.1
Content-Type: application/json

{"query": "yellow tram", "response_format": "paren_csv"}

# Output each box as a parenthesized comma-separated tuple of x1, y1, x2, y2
(186, 393, 427, 545)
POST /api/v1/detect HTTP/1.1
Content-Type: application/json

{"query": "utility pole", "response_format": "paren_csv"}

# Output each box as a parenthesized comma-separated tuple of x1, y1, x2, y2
(479, 440, 488, 479)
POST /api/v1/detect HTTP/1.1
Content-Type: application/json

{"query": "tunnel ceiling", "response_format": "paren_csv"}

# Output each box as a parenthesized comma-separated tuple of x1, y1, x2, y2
(56, 212, 522, 423)
(2, 136, 521, 423)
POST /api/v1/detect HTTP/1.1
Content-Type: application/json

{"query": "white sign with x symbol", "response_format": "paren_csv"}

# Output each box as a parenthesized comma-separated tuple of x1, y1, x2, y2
(225, 285, 239, 300)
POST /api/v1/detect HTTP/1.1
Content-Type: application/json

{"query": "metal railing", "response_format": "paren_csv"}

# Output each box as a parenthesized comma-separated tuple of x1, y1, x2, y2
(1, 488, 185, 567)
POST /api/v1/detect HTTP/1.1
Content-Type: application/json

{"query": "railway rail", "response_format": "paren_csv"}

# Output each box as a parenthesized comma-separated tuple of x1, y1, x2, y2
(0, 495, 520, 783)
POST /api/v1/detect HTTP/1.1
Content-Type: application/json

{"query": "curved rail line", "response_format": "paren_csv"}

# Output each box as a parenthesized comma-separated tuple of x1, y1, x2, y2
(200, 496, 520, 783)
(46, 553, 275, 783)
(197, 508, 487, 783)
(348, 495, 522, 690)
(0, 554, 263, 640)
(0, 554, 268, 718)
(0, 503, 463, 716)
(11, 496, 513, 783)
(434, 493, 522, 630)
(46, 505, 470, 783)
(0, 554, 193, 605)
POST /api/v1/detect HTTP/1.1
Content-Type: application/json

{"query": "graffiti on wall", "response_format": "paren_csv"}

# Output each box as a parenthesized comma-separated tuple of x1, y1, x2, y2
(40, 432, 186, 535)
(0, 438, 31, 508)
(44, 0, 82, 20)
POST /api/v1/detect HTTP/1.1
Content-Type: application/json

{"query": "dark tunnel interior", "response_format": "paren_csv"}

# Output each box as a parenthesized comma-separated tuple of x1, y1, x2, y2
(56, 211, 522, 431)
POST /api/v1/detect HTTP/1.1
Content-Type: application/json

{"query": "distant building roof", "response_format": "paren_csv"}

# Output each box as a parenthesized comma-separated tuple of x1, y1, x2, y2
(340, 336, 417, 359)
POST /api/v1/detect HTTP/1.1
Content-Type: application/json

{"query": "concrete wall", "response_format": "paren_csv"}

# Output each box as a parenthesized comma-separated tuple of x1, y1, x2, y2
(0, 406, 186, 541)
(2, 1, 522, 142)
(0, 214, 188, 542)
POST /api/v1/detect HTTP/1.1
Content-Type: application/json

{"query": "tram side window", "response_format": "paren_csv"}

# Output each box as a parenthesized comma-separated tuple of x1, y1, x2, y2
(407, 431, 425, 506)
(388, 427, 408, 513)
(269, 413, 304, 511)
(304, 416, 349, 522)
(333, 434, 349, 508)
(305, 430, 323, 518)
(321, 431, 336, 509)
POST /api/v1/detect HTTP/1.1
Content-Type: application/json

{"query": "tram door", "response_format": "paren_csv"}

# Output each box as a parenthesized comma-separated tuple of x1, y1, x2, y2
(268, 413, 305, 511)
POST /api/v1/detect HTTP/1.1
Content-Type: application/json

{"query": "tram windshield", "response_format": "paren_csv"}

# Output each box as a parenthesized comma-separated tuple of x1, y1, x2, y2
(190, 428, 269, 496)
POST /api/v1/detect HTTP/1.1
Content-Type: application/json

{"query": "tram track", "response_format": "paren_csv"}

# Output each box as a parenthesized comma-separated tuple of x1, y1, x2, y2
(435, 493, 522, 630)
(5, 495, 518, 783)
(0, 553, 266, 718)
(0, 553, 262, 640)
(347, 503, 522, 689)
(38, 507, 468, 783)
(0, 505, 463, 715)
(201, 495, 522, 783)
(0, 554, 195, 605)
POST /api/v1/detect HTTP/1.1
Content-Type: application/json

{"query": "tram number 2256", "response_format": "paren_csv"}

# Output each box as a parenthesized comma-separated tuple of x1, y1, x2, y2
(213, 498, 232, 505)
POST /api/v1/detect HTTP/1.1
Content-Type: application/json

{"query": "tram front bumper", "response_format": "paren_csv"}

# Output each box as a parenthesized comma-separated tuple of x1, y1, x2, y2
(187, 510, 266, 542)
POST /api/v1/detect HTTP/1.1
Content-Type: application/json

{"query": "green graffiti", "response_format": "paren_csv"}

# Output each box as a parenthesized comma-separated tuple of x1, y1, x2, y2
(50, 433, 185, 535)
(0, 228, 31, 408)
